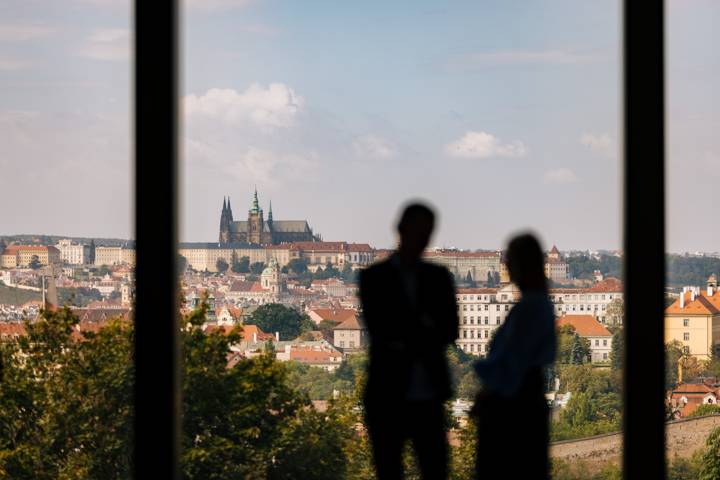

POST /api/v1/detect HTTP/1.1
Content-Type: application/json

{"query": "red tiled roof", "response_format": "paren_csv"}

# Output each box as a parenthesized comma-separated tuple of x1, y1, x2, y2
(310, 308, 357, 323)
(666, 290, 720, 316)
(289, 347, 342, 363)
(347, 243, 372, 252)
(587, 278, 624, 293)
(334, 314, 363, 330)
(557, 315, 611, 337)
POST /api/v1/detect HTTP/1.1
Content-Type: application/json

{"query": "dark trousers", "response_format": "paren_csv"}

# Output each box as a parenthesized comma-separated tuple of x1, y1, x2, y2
(365, 400, 448, 480)
(474, 369, 550, 479)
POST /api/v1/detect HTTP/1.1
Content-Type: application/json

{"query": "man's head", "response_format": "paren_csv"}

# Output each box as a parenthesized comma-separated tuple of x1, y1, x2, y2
(506, 233, 547, 291)
(397, 202, 435, 262)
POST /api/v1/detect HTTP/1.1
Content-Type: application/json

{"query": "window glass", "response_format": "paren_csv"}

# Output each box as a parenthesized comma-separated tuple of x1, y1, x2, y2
(0, 1, 133, 477)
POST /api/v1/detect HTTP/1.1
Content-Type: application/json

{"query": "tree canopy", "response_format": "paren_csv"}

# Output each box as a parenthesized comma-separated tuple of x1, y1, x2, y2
(246, 303, 315, 341)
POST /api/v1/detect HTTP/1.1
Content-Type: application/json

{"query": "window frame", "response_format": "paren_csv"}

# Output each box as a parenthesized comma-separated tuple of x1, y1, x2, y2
(132, 2, 667, 478)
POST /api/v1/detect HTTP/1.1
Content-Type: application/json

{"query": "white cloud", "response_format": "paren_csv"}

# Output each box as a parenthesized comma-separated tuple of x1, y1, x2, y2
(543, 168, 579, 185)
(352, 134, 396, 160)
(80, 28, 130, 61)
(445, 131, 527, 159)
(184, 83, 304, 129)
(0, 24, 55, 42)
(580, 132, 614, 157)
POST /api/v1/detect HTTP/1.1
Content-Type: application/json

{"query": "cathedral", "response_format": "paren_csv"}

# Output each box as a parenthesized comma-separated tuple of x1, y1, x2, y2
(218, 189, 320, 245)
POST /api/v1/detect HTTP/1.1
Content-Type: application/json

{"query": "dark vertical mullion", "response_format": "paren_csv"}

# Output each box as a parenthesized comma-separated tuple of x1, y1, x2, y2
(623, 1, 666, 478)
(134, 1, 180, 478)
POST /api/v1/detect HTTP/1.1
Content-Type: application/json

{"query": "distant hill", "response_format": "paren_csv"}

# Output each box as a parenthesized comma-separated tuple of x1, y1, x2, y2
(0, 283, 41, 306)
(0, 235, 134, 247)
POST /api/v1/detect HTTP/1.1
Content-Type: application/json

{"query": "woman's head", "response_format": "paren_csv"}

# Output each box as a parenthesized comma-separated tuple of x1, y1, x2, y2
(506, 233, 547, 292)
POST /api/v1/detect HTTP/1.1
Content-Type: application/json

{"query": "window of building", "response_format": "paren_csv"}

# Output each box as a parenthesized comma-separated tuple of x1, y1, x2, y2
(683, 319, 689, 327)
(603, 340, 608, 347)
(683, 333, 690, 341)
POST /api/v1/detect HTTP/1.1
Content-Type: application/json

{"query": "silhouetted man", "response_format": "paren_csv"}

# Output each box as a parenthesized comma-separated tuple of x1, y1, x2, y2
(359, 203, 458, 480)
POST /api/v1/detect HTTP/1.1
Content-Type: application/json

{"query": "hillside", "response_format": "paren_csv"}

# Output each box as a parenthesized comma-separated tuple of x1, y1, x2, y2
(0, 283, 41, 305)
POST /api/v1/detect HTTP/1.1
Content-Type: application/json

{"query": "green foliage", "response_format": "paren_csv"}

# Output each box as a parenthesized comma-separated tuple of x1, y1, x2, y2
(178, 253, 188, 273)
(571, 334, 591, 365)
(250, 261, 265, 275)
(699, 426, 720, 480)
(666, 255, 720, 287)
(215, 257, 229, 274)
(287, 258, 309, 274)
(557, 324, 578, 364)
(688, 404, 720, 418)
(566, 254, 622, 280)
(552, 365, 622, 441)
(668, 454, 701, 480)
(0, 307, 133, 479)
(610, 329, 623, 372)
(28, 255, 41, 270)
(57, 287, 104, 307)
(314, 262, 341, 280)
(318, 319, 339, 343)
(666, 340, 684, 389)
(247, 303, 315, 341)
(231, 253, 250, 273)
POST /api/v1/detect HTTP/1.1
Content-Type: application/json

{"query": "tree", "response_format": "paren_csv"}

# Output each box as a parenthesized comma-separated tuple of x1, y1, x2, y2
(465, 271, 476, 288)
(340, 264, 356, 284)
(287, 258, 309, 275)
(250, 261, 265, 275)
(247, 304, 315, 340)
(486, 271, 495, 287)
(698, 426, 720, 480)
(606, 298, 624, 326)
(177, 254, 188, 274)
(571, 334, 590, 365)
(557, 324, 578, 364)
(318, 319, 339, 343)
(230, 251, 240, 273)
(610, 328, 623, 372)
(216, 257, 229, 274)
(688, 404, 720, 418)
(666, 340, 685, 389)
(28, 255, 41, 270)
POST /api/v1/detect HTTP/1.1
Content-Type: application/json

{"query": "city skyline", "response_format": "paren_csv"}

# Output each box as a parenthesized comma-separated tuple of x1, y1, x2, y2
(0, 1, 718, 252)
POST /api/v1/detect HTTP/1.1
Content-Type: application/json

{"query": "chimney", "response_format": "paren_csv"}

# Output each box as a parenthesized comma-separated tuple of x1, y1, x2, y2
(680, 293, 685, 309)
(709, 286, 714, 297)
(275, 331, 280, 341)
(253, 332, 257, 343)
(691, 289, 695, 302)
(683, 286, 689, 294)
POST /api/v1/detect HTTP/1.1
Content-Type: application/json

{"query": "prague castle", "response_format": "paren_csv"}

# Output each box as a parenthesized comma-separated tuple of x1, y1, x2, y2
(219, 189, 320, 245)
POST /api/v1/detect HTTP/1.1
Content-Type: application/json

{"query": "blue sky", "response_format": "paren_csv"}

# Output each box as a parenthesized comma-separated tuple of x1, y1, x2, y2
(0, 0, 717, 252)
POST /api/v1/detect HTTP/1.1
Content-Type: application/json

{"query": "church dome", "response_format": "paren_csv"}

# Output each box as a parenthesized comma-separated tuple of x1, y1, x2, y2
(262, 258, 279, 276)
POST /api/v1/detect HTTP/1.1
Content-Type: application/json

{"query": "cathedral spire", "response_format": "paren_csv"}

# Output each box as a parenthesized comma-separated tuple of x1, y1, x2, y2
(227, 196, 232, 214)
(223, 196, 227, 211)
(250, 187, 260, 214)
(268, 200, 273, 224)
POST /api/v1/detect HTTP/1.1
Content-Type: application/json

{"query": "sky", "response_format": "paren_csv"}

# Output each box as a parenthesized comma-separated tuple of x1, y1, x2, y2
(0, 0, 717, 252)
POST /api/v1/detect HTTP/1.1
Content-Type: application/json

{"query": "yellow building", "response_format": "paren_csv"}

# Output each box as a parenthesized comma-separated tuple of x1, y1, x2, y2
(664, 275, 720, 360)
(0, 245, 60, 268)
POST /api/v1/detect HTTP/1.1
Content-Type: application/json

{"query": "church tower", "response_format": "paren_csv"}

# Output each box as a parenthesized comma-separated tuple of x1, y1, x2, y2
(219, 196, 234, 243)
(247, 188, 265, 244)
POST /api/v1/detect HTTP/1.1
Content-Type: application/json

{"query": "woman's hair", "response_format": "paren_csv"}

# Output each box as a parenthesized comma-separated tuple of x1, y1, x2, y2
(506, 233, 547, 291)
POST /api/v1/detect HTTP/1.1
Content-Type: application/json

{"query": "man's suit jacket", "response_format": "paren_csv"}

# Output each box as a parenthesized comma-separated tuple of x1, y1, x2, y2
(359, 255, 458, 404)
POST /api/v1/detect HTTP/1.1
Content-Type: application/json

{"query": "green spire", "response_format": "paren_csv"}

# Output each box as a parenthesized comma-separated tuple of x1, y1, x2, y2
(250, 187, 260, 214)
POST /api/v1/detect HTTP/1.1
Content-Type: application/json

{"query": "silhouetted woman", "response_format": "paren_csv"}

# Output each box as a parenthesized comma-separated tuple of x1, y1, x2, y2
(472, 233, 556, 479)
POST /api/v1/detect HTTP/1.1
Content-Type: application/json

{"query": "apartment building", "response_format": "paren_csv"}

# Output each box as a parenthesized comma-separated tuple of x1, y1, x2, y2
(664, 275, 720, 360)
